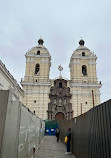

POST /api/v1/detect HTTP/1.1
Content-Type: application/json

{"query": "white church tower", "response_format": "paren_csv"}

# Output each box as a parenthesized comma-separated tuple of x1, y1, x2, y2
(69, 39, 102, 117)
(21, 38, 51, 119)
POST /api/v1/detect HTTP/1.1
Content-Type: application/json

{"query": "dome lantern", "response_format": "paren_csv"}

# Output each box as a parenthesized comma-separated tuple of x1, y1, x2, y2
(79, 39, 85, 46)
(38, 38, 44, 45)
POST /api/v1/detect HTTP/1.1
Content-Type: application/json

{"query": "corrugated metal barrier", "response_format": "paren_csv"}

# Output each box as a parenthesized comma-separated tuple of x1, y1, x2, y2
(58, 100, 111, 158)
(0, 90, 45, 158)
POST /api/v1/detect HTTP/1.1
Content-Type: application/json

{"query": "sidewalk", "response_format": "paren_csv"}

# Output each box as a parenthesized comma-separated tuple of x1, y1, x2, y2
(35, 136, 76, 158)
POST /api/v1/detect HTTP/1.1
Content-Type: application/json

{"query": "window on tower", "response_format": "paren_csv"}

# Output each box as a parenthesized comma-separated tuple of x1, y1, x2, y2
(82, 52, 85, 56)
(82, 65, 87, 76)
(35, 64, 40, 74)
(37, 50, 40, 55)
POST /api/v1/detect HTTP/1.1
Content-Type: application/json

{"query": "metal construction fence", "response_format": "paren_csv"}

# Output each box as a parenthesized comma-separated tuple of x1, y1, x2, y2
(58, 99, 111, 158)
(0, 90, 45, 158)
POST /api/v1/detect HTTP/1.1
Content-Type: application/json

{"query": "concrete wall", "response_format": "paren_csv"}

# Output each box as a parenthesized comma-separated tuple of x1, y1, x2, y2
(0, 90, 45, 158)
(0, 91, 9, 156)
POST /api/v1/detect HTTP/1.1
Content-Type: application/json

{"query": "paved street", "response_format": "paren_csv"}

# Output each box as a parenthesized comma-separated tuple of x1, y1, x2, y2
(35, 136, 76, 158)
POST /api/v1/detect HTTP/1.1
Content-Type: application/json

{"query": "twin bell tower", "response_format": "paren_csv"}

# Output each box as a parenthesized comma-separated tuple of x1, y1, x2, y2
(21, 38, 102, 120)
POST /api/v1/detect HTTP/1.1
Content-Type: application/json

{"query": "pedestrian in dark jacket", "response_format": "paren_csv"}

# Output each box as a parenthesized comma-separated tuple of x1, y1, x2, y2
(65, 128, 71, 155)
(55, 128, 60, 142)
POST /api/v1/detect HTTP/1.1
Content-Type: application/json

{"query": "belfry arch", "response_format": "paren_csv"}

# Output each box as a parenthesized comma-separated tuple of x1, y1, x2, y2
(35, 64, 40, 74)
(47, 78, 73, 120)
(82, 65, 87, 76)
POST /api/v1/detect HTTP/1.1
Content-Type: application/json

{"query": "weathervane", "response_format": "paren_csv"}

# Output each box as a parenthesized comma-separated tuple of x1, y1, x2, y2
(58, 64, 63, 78)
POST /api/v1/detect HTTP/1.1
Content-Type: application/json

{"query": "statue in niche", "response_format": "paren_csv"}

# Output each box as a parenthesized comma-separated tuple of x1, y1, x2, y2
(58, 98, 62, 106)
(64, 99, 66, 104)
(59, 98, 61, 103)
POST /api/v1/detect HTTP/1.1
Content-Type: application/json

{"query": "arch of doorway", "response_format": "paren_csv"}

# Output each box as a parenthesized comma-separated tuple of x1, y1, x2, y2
(55, 112, 66, 120)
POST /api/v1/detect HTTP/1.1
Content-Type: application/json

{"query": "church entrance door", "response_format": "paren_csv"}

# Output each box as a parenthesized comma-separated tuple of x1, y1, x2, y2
(55, 112, 65, 120)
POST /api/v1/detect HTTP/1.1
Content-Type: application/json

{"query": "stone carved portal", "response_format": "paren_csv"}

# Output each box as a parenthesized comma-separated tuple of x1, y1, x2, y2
(47, 79, 73, 120)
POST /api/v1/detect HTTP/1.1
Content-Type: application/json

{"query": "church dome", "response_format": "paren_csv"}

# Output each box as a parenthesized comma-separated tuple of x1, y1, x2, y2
(71, 39, 92, 58)
(26, 38, 50, 56)
(75, 39, 90, 51)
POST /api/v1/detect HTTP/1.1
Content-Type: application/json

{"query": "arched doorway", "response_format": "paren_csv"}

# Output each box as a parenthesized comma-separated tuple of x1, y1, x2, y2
(55, 112, 65, 120)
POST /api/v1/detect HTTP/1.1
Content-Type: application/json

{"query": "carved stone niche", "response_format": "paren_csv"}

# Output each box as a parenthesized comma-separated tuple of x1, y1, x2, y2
(47, 79, 73, 120)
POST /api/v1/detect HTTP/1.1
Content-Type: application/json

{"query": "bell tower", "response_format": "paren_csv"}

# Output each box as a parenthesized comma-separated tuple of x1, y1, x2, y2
(24, 38, 51, 82)
(21, 38, 51, 120)
(69, 39, 102, 117)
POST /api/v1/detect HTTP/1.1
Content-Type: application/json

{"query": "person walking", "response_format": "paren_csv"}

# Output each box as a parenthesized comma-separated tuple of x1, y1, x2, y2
(55, 127, 60, 142)
(65, 128, 71, 154)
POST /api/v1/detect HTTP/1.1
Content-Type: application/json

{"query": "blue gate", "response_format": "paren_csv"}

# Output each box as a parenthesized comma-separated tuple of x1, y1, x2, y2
(45, 120, 58, 135)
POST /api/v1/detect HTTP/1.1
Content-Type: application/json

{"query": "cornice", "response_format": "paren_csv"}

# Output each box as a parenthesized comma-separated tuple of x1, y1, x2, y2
(21, 82, 51, 86)
(70, 83, 102, 88)
(69, 60, 96, 66)
(25, 54, 51, 58)
(71, 92, 100, 96)
(71, 56, 97, 60)
(24, 91, 49, 94)
(26, 59, 50, 63)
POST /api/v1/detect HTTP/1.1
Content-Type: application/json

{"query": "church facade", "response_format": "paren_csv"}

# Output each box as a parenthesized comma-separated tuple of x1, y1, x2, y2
(21, 38, 102, 120)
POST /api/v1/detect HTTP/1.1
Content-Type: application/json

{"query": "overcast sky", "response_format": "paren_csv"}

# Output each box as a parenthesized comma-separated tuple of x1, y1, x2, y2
(0, 0, 111, 103)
